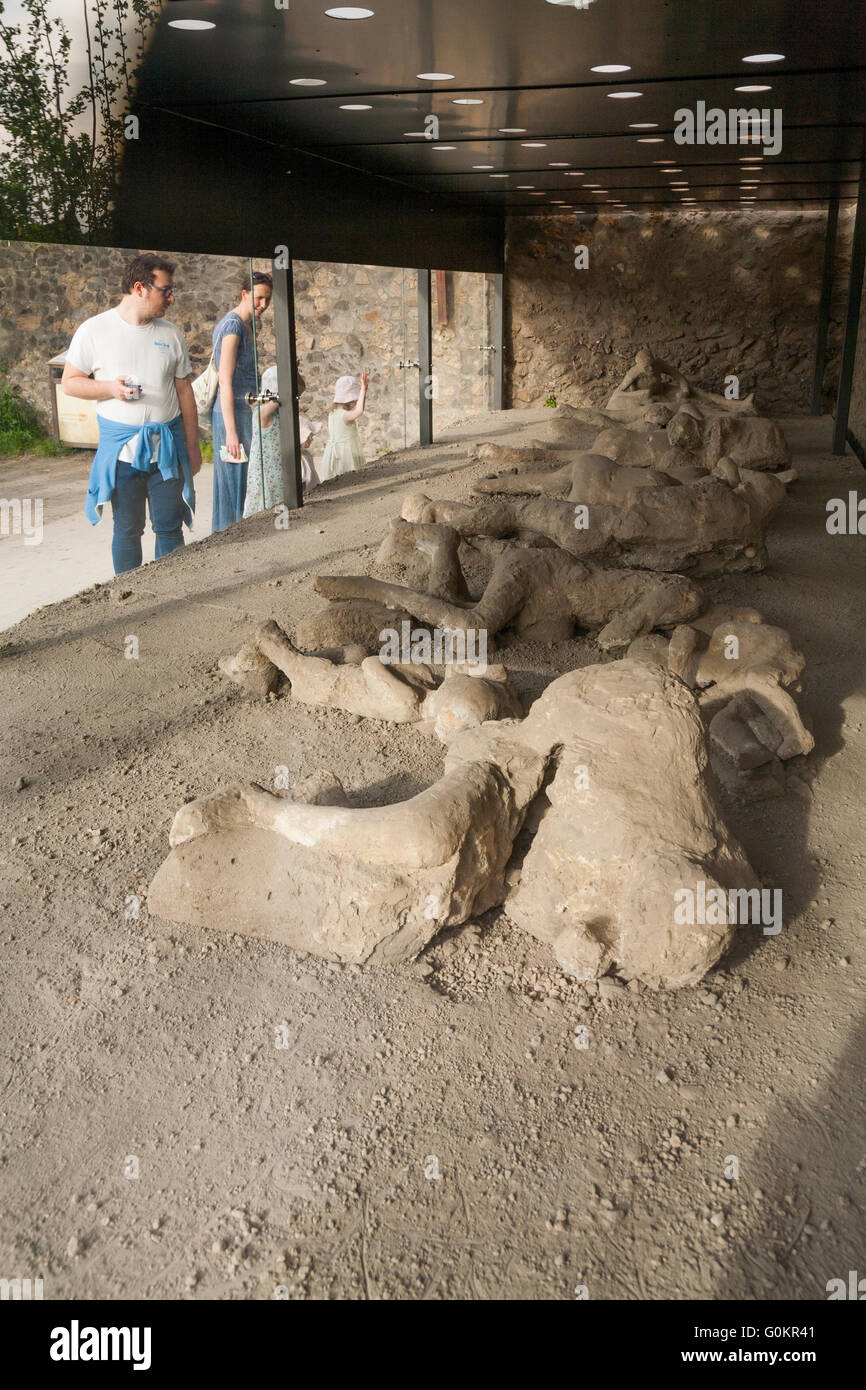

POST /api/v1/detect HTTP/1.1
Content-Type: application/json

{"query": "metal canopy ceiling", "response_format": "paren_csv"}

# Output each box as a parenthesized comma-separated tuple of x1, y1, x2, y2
(146, 0, 866, 213)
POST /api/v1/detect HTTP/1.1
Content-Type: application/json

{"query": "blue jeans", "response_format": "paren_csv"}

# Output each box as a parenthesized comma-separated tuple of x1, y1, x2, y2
(211, 403, 253, 532)
(111, 456, 186, 574)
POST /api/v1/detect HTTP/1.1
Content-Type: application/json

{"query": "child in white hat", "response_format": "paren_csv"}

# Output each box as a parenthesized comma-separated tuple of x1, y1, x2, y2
(319, 371, 368, 482)
(299, 414, 322, 494)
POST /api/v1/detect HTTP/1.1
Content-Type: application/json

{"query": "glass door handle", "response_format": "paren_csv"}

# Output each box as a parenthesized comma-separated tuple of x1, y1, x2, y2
(397, 359, 420, 369)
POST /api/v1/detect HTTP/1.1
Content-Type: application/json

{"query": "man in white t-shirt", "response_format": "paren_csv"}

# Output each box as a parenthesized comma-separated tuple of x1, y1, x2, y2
(62, 253, 203, 574)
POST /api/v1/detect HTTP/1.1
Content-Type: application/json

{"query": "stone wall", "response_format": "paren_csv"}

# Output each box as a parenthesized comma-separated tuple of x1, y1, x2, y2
(6, 212, 849, 449)
(504, 204, 855, 417)
(0, 241, 492, 461)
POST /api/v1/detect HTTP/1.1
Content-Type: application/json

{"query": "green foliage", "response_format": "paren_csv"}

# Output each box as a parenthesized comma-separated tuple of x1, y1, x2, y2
(544, 393, 557, 408)
(199, 438, 214, 462)
(0, 369, 66, 456)
(0, 0, 160, 242)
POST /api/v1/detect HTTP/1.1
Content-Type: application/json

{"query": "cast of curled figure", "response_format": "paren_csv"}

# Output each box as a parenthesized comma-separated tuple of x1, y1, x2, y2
(150, 660, 760, 988)
(606, 346, 756, 420)
(219, 618, 522, 742)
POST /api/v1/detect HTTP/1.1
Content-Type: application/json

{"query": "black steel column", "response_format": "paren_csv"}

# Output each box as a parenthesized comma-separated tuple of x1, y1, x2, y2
(418, 269, 433, 446)
(833, 175, 866, 455)
(272, 255, 303, 509)
(811, 199, 839, 415)
(492, 273, 504, 410)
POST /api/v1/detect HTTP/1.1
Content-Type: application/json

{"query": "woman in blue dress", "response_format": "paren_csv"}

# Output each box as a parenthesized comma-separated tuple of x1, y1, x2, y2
(211, 271, 272, 531)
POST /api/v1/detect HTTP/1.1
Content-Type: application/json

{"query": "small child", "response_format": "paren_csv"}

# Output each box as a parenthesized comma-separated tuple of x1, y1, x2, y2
(319, 372, 368, 482)
(299, 414, 322, 494)
(243, 365, 322, 517)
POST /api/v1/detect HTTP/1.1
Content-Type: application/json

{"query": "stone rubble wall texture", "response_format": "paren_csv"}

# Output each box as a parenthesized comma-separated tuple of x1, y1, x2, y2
(504, 205, 855, 417)
(0, 242, 493, 463)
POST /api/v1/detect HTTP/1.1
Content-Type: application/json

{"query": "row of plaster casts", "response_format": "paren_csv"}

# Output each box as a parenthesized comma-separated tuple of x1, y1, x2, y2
(305, 441, 811, 774)
(314, 515, 812, 773)
(149, 660, 758, 988)
(222, 598, 810, 783)
(391, 466, 785, 573)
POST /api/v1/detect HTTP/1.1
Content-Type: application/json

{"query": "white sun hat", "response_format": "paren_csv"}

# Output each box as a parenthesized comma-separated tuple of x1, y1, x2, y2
(299, 414, 322, 446)
(334, 374, 361, 403)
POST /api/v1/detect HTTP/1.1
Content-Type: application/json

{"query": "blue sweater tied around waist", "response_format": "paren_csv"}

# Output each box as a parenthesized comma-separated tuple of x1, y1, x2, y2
(85, 416, 195, 527)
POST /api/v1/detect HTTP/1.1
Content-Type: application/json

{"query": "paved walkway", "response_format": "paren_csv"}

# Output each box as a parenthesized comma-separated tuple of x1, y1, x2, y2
(0, 451, 214, 631)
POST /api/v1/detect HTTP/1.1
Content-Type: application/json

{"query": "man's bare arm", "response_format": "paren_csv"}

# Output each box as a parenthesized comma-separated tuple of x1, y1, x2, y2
(61, 362, 129, 401)
(176, 375, 203, 477)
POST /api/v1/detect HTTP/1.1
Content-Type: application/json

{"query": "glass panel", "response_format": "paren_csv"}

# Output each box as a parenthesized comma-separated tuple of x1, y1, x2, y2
(290, 260, 420, 472)
(430, 271, 495, 433)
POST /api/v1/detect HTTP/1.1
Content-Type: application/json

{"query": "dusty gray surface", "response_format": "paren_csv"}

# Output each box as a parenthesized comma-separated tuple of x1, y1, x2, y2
(0, 408, 864, 1300)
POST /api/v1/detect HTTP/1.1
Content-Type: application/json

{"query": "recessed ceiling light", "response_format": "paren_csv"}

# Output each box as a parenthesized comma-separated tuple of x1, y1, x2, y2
(608, 92, 643, 99)
(417, 72, 454, 81)
(736, 84, 772, 92)
(630, 123, 659, 129)
(432, 145, 456, 150)
(498, 128, 527, 134)
(325, 7, 375, 17)
(591, 64, 631, 73)
(452, 98, 484, 104)
(340, 104, 372, 110)
(661, 167, 681, 173)
(530, 192, 546, 196)
(517, 185, 535, 189)
(565, 171, 584, 176)
(652, 159, 669, 164)
(742, 53, 785, 63)
(584, 183, 600, 187)
(404, 131, 428, 137)
(522, 142, 547, 147)
(549, 162, 571, 167)
(473, 164, 494, 169)
(637, 137, 663, 143)
(168, 19, 215, 29)
(490, 173, 509, 178)
(551, 200, 567, 205)
(290, 78, 327, 86)
(590, 188, 608, 193)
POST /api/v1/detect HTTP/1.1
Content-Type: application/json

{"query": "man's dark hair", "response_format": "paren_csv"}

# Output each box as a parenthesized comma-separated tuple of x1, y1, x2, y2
(239, 270, 273, 297)
(122, 253, 176, 295)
